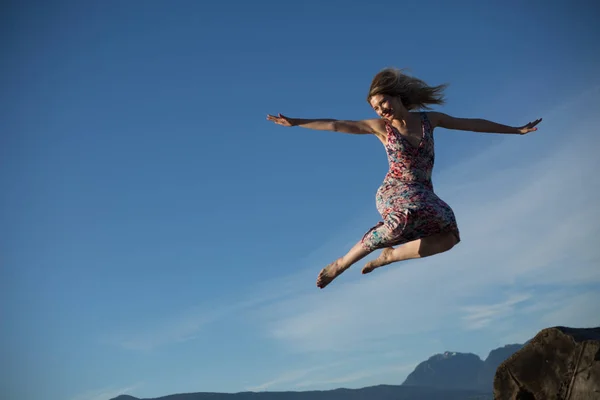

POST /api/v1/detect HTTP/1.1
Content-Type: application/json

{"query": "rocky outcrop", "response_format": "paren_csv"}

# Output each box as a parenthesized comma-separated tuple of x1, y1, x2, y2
(493, 326, 600, 400)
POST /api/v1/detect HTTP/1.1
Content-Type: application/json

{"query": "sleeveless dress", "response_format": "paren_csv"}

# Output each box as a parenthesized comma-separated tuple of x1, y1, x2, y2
(360, 112, 460, 251)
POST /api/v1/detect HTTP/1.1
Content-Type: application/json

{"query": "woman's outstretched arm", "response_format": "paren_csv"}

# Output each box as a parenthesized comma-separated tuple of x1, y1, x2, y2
(428, 112, 542, 135)
(267, 113, 384, 135)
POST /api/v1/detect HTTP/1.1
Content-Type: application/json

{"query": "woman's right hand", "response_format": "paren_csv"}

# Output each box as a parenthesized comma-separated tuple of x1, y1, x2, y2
(266, 113, 295, 127)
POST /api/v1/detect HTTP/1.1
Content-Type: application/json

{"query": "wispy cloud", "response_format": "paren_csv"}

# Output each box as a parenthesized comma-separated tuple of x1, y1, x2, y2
(246, 361, 345, 392)
(104, 274, 308, 351)
(103, 304, 230, 351)
(246, 360, 418, 392)
(247, 370, 312, 392)
(460, 293, 533, 330)
(540, 291, 600, 328)
(293, 362, 417, 389)
(70, 384, 140, 400)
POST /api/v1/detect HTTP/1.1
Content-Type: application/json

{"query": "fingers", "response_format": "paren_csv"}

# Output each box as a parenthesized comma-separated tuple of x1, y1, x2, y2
(528, 118, 542, 132)
(518, 118, 542, 134)
(266, 114, 283, 125)
(266, 113, 283, 121)
(266, 113, 292, 127)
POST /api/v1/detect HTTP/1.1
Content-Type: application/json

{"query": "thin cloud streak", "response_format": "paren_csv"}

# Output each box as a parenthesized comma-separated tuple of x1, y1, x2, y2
(540, 291, 600, 328)
(70, 384, 140, 400)
(293, 363, 417, 389)
(246, 361, 346, 392)
(104, 274, 309, 351)
(460, 293, 533, 330)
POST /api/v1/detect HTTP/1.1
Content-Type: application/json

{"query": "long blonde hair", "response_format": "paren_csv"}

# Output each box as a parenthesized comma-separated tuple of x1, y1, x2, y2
(367, 68, 448, 110)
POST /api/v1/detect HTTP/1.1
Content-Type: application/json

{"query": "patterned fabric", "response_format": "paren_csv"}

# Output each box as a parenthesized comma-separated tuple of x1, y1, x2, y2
(361, 112, 460, 251)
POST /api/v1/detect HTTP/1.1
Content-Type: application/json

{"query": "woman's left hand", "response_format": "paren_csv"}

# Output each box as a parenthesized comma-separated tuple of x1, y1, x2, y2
(266, 113, 295, 127)
(516, 118, 542, 134)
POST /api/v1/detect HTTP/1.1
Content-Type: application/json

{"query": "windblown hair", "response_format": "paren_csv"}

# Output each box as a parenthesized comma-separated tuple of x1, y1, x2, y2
(367, 68, 448, 110)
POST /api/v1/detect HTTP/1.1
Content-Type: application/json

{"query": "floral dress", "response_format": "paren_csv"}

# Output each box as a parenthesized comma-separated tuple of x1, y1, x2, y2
(361, 112, 460, 251)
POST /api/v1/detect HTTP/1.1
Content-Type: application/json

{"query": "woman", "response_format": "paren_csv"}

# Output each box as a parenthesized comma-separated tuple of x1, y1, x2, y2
(267, 68, 541, 289)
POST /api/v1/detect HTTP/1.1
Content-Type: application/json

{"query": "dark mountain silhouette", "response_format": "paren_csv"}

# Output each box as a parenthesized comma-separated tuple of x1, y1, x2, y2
(110, 385, 492, 400)
(402, 344, 523, 391)
(402, 351, 484, 389)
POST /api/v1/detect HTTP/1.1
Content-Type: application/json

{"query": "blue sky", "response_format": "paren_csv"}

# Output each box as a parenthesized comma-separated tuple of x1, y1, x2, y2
(2, 1, 599, 399)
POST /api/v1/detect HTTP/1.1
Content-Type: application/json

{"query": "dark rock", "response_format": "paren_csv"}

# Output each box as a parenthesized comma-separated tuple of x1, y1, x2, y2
(493, 326, 600, 400)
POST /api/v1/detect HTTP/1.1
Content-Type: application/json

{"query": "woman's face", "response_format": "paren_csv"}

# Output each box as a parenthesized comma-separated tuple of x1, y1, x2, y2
(369, 94, 400, 121)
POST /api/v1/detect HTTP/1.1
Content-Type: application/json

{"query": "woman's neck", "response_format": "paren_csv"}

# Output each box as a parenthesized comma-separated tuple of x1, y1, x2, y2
(393, 109, 411, 126)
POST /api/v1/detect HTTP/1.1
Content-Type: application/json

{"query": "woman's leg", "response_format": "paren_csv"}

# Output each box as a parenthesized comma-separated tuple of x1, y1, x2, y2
(361, 231, 458, 274)
(316, 216, 402, 289)
(316, 241, 372, 289)
(316, 214, 459, 289)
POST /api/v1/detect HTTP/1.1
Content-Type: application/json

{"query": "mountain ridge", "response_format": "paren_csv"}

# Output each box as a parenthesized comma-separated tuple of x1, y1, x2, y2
(110, 385, 492, 400)
(109, 343, 522, 400)
(402, 343, 523, 390)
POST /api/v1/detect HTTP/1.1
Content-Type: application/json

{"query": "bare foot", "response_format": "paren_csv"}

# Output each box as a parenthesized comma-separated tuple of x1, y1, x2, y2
(316, 259, 345, 289)
(362, 247, 394, 274)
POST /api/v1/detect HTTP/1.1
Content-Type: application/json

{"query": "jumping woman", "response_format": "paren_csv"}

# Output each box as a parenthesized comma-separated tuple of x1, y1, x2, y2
(267, 68, 541, 289)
